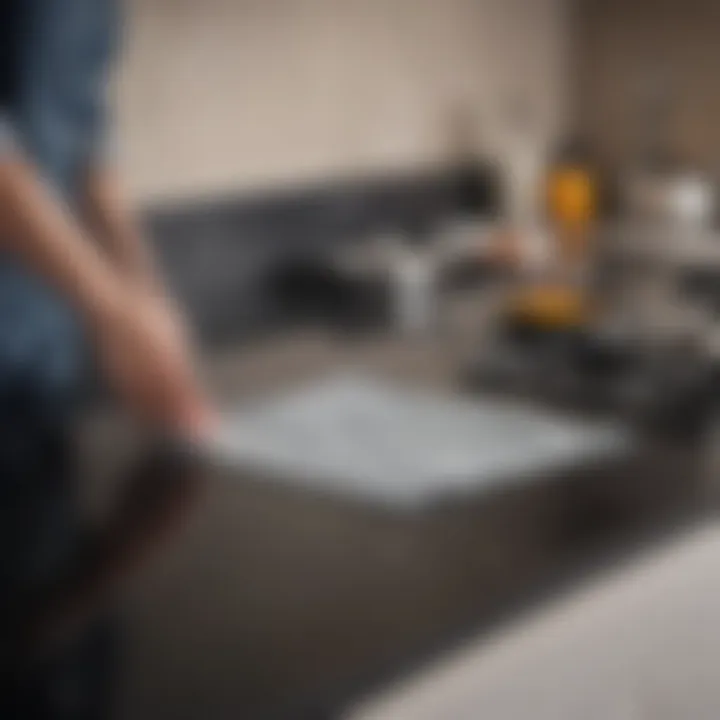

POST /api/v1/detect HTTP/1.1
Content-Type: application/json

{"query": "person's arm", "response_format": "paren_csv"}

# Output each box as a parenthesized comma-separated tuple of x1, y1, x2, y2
(0, 142, 212, 434)
(0, 151, 126, 328)
(82, 163, 160, 292)
(82, 160, 200, 365)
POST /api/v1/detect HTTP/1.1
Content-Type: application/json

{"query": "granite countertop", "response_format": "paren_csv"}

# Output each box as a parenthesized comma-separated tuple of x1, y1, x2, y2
(72, 312, 704, 720)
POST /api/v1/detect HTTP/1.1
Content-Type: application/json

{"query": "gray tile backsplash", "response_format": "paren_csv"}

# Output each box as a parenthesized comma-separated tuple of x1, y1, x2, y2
(145, 166, 499, 345)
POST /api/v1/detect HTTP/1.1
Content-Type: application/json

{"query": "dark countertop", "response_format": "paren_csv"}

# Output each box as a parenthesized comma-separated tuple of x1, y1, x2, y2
(62, 322, 707, 720)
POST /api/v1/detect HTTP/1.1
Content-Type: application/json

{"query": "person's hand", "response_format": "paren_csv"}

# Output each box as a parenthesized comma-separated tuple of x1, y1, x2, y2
(93, 289, 215, 438)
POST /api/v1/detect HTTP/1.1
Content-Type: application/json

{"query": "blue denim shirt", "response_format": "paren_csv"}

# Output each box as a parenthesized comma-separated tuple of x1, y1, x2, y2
(0, 0, 118, 408)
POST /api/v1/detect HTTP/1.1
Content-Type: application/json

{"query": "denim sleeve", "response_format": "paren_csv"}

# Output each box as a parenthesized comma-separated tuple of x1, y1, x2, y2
(93, 119, 118, 167)
(90, 1, 122, 168)
(0, 112, 19, 159)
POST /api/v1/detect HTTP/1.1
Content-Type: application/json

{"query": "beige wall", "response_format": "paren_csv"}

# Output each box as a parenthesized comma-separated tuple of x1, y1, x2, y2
(115, 0, 570, 203)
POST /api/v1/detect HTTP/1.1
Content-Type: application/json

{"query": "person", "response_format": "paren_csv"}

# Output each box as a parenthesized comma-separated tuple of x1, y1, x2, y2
(0, 0, 213, 716)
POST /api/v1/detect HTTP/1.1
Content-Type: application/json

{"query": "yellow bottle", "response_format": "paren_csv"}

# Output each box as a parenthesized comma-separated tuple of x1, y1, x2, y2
(547, 162, 597, 263)
(509, 141, 599, 330)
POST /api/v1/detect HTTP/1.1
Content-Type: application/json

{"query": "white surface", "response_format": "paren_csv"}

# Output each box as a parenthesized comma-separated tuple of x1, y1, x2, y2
(348, 520, 720, 720)
(209, 375, 630, 508)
